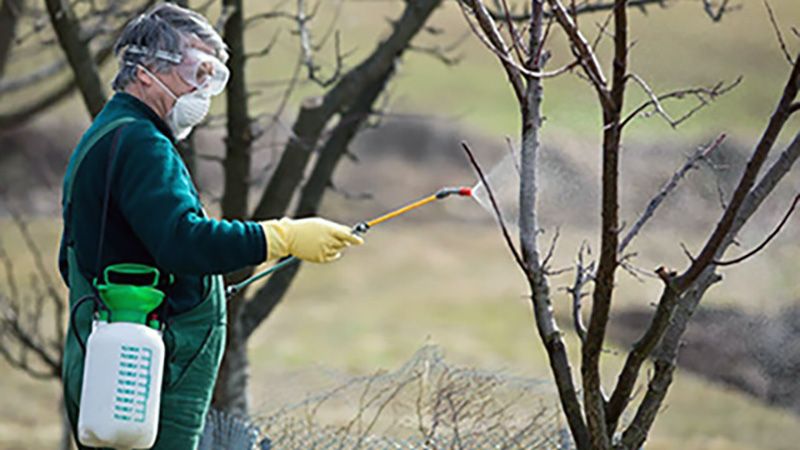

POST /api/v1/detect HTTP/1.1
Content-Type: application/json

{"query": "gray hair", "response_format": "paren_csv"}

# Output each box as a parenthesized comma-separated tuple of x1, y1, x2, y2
(112, 3, 228, 92)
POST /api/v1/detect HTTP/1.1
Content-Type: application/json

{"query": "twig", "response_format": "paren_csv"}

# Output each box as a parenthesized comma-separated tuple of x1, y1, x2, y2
(0, 59, 68, 94)
(541, 227, 561, 271)
(677, 56, 800, 290)
(566, 242, 593, 343)
(619, 134, 726, 253)
(714, 193, 799, 266)
(627, 73, 676, 128)
(702, 0, 733, 22)
(459, 1, 576, 86)
(458, 0, 525, 102)
(488, 0, 668, 22)
(0, 241, 19, 301)
(408, 44, 462, 66)
(763, 0, 794, 65)
(591, 9, 615, 50)
(503, 136, 521, 176)
(499, 0, 525, 64)
(620, 77, 742, 129)
(546, 0, 612, 107)
(461, 141, 527, 273)
(244, 29, 280, 59)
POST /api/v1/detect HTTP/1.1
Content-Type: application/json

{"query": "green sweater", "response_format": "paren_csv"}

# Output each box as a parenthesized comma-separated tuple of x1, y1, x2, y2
(59, 92, 266, 314)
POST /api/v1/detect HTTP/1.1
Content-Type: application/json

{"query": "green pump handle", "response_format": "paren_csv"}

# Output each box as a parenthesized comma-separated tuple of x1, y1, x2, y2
(93, 263, 173, 329)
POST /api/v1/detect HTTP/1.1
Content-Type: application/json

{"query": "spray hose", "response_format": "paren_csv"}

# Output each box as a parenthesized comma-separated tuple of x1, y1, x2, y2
(225, 186, 472, 298)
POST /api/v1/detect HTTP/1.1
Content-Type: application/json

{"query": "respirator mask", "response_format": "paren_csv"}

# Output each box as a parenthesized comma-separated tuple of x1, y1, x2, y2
(128, 46, 229, 140)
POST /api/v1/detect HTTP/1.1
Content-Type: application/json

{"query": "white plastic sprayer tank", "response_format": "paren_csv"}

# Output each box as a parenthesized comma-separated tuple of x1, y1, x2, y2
(78, 264, 168, 449)
(78, 321, 164, 449)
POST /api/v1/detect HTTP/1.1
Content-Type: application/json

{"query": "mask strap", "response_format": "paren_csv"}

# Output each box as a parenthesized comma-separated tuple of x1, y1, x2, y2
(137, 64, 178, 100)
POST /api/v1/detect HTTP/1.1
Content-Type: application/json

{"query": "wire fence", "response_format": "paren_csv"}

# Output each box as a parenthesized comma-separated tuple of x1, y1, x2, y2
(201, 346, 574, 450)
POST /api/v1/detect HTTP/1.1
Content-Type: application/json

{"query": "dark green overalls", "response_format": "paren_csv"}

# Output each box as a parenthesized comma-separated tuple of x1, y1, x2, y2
(59, 93, 266, 449)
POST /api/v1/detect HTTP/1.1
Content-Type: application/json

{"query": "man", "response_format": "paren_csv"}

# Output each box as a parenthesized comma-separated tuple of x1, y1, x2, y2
(58, 3, 362, 449)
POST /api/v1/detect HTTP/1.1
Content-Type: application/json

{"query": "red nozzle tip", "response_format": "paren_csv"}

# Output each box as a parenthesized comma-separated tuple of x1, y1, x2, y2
(458, 187, 472, 197)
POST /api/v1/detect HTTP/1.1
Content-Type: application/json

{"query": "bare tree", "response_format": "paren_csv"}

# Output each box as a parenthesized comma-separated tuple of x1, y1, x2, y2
(0, 190, 72, 449)
(212, 0, 447, 416)
(0, 0, 156, 128)
(458, 0, 797, 449)
(0, 0, 448, 424)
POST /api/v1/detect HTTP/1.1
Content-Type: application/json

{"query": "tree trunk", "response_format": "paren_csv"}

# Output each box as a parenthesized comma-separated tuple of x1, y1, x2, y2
(520, 2, 590, 448)
(213, 298, 250, 416)
(213, 0, 254, 416)
(240, 66, 396, 340)
(221, 0, 252, 221)
(43, 0, 106, 117)
(213, 0, 443, 415)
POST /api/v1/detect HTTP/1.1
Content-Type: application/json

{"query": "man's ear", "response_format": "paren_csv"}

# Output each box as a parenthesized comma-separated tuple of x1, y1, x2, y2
(136, 66, 152, 86)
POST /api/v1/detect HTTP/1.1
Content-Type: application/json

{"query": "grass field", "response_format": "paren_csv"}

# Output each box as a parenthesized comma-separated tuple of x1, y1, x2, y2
(1, 217, 799, 449)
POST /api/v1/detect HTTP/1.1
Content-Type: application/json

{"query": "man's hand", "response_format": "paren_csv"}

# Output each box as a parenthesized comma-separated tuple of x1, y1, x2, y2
(260, 217, 364, 263)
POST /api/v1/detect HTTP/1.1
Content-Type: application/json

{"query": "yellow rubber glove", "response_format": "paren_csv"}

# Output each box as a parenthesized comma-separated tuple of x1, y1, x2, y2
(260, 217, 364, 263)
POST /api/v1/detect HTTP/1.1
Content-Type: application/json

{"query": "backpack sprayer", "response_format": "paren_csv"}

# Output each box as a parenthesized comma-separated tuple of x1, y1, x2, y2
(225, 186, 473, 297)
(77, 264, 170, 449)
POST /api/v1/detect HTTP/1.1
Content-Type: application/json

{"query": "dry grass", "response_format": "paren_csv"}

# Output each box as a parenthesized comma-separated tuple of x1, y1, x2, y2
(4, 217, 798, 449)
(2, 0, 800, 448)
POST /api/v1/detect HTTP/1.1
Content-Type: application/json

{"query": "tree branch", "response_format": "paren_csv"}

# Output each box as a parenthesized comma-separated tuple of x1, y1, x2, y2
(241, 66, 395, 339)
(44, 0, 106, 117)
(619, 75, 800, 450)
(713, 192, 799, 266)
(620, 77, 741, 129)
(250, 0, 443, 221)
(580, 1, 629, 446)
(0, 0, 151, 129)
(566, 242, 594, 344)
(763, 0, 794, 65)
(677, 54, 800, 290)
(0, 59, 68, 94)
(461, 141, 526, 273)
(487, 0, 667, 22)
(520, 3, 590, 448)
(546, 0, 612, 108)
(702, 0, 734, 22)
(618, 134, 726, 254)
(458, 0, 526, 103)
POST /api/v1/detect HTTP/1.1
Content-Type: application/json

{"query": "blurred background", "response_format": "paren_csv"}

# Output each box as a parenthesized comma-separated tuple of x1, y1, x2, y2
(1, 0, 799, 449)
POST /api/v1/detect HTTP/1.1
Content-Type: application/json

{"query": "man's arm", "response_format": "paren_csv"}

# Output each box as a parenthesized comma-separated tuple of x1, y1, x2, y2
(114, 122, 266, 275)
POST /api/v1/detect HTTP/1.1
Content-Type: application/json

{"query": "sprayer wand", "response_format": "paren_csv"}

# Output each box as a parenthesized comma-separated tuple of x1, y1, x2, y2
(225, 186, 473, 298)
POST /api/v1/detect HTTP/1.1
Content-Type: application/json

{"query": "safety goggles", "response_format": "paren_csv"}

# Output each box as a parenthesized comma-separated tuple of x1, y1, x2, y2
(174, 48, 229, 96)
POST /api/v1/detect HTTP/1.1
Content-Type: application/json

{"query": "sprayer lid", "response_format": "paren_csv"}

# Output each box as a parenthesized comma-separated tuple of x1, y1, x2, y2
(94, 264, 167, 325)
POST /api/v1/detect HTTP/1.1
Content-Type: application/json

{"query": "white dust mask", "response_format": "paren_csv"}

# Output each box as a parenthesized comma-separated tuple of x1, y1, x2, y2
(139, 65, 211, 140)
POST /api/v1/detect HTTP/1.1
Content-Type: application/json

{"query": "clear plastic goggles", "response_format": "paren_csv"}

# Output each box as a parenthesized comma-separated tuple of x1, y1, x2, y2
(174, 48, 229, 96)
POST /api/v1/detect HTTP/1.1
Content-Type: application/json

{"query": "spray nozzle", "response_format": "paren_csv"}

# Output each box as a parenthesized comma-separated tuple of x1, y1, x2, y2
(435, 186, 473, 199)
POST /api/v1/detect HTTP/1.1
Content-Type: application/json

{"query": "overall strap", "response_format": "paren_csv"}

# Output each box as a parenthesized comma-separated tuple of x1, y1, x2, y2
(64, 117, 136, 206)
(63, 117, 136, 294)
(65, 117, 136, 350)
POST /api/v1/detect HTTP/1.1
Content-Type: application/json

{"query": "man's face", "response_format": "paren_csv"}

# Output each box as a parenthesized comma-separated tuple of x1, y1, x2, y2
(136, 38, 219, 107)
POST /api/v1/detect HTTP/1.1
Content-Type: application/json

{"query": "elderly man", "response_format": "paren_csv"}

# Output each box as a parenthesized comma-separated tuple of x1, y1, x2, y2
(59, 3, 362, 449)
